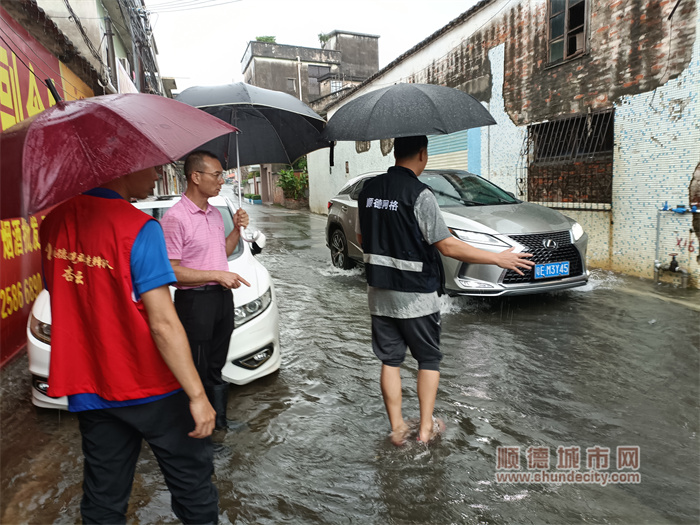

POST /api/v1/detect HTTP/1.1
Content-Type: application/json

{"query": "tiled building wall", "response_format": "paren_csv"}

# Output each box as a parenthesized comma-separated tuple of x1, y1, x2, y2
(611, 28, 700, 282)
(482, 44, 527, 196)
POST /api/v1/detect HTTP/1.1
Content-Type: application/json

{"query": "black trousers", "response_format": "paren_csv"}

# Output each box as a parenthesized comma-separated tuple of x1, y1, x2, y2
(77, 391, 218, 524)
(174, 287, 235, 388)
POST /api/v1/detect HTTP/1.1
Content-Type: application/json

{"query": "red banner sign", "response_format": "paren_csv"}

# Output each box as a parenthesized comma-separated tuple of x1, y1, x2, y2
(0, 6, 92, 365)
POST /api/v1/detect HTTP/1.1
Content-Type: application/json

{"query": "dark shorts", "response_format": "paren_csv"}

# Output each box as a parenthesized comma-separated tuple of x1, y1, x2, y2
(371, 312, 442, 371)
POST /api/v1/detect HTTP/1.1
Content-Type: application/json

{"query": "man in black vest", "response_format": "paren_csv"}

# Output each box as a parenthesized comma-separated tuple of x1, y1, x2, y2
(357, 135, 534, 446)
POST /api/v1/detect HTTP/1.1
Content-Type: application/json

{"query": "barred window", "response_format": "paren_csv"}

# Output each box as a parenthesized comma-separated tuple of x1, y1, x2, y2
(308, 65, 330, 78)
(525, 109, 614, 210)
(548, 0, 587, 64)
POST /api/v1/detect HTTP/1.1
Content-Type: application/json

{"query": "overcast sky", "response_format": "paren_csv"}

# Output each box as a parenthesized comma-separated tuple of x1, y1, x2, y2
(146, 0, 477, 93)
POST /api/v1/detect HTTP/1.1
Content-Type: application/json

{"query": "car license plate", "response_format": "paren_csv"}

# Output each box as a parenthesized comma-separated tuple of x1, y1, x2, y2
(534, 261, 570, 279)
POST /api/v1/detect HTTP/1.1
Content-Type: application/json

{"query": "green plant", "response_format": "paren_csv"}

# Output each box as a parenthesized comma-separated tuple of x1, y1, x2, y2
(292, 157, 307, 172)
(277, 166, 308, 200)
(318, 33, 330, 49)
(256, 36, 276, 43)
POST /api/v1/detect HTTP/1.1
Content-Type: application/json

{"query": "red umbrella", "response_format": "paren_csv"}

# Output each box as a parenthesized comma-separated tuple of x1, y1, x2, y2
(0, 93, 239, 219)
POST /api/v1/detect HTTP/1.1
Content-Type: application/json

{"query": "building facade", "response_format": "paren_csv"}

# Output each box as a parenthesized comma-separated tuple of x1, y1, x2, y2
(242, 30, 379, 106)
(308, 0, 700, 288)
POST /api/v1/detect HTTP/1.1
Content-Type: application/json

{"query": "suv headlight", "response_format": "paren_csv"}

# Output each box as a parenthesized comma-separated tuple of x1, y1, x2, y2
(234, 288, 272, 328)
(449, 228, 509, 247)
(571, 222, 584, 241)
(30, 314, 52, 344)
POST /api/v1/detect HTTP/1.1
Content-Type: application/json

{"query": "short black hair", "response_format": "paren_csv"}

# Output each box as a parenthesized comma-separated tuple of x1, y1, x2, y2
(393, 135, 428, 160)
(184, 150, 219, 180)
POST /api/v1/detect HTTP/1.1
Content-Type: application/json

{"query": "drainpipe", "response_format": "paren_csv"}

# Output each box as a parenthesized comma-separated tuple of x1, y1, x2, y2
(105, 17, 117, 88)
(296, 56, 302, 101)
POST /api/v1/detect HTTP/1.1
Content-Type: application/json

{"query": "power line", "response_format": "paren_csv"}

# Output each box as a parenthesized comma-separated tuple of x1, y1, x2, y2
(62, 0, 105, 67)
(147, 0, 229, 7)
(0, 21, 93, 100)
(144, 0, 241, 13)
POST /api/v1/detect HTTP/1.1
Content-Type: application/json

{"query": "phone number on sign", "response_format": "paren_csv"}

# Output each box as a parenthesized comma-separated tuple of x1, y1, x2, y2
(0, 273, 43, 319)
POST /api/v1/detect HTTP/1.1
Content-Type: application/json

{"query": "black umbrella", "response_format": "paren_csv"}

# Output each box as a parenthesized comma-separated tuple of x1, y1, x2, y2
(322, 83, 496, 141)
(176, 82, 329, 168)
(176, 82, 329, 242)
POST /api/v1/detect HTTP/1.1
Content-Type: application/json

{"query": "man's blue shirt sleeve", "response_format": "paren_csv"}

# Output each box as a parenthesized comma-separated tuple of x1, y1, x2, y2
(131, 219, 176, 300)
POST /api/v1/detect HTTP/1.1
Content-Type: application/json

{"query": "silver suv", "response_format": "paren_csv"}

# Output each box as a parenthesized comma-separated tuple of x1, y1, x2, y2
(326, 169, 589, 296)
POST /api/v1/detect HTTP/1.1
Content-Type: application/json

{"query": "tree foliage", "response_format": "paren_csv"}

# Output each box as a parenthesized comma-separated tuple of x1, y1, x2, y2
(277, 165, 308, 200)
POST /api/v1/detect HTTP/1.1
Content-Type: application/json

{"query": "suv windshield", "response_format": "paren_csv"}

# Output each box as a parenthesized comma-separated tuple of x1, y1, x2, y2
(419, 171, 519, 207)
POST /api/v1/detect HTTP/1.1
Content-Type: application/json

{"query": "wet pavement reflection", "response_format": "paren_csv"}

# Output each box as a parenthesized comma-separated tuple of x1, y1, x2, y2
(2, 192, 699, 524)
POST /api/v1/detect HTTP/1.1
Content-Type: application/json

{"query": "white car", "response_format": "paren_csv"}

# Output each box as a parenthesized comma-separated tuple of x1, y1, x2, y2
(27, 195, 281, 409)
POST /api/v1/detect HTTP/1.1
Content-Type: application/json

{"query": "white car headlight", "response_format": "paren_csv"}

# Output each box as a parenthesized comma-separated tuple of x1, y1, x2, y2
(571, 222, 584, 241)
(30, 314, 52, 344)
(234, 287, 272, 328)
(449, 228, 509, 247)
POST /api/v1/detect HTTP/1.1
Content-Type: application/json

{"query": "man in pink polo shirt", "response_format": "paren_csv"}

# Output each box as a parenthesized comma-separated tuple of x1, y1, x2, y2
(161, 150, 250, 430)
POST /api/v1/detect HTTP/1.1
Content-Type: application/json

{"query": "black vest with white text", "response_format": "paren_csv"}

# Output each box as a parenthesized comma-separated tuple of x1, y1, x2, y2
(358, 166, 442, 293)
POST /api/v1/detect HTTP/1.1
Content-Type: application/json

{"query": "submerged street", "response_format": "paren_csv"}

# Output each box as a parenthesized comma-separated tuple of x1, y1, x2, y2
(1, 194, 699, 524)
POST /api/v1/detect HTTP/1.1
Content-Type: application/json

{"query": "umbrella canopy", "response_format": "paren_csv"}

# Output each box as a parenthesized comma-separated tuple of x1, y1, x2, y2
(0, 93, 238, 219)
(175, 82, 330, 168)
(322, 83, 496, 141)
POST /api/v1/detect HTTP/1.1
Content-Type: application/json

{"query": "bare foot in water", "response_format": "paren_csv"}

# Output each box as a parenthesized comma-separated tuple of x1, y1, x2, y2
(389, 423, 411, 446)
(417, 417, 446, 444)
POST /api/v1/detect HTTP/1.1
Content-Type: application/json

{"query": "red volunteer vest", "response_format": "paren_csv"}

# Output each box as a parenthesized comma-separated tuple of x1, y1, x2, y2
(40, 195, 180, 400)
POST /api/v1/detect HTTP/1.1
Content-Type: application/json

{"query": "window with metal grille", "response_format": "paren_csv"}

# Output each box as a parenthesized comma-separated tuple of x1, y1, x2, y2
(308, 65, 330, 78)
(548, 0, 587, 64)
(524, 109, 614, 211)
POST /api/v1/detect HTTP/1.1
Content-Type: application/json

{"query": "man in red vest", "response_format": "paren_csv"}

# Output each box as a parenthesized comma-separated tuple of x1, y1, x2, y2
(40, 166, 219, 524)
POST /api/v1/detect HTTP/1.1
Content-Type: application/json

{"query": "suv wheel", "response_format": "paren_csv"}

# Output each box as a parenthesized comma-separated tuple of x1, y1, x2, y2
(330, 229, 355, 269)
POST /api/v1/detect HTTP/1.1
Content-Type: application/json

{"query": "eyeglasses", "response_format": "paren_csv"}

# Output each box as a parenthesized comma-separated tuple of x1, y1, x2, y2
(195, 170, 225, 180)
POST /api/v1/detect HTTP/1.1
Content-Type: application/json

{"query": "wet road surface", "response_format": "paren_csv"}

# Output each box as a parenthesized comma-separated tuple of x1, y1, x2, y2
(1, 195, 699, 524)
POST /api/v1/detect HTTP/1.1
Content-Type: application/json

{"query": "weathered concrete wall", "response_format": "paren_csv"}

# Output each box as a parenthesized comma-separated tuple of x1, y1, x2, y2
(242, 41, 342, 103)
(308, 141, 392, 214)
(241, 41, 340, 73)
(407, 0, 697, 126)
(36, 0, 105, 73)
(327, 32, 379, 79)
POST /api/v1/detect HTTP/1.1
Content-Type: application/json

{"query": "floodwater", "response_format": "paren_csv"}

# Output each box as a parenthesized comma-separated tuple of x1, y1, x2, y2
(1, 191, 699, 524)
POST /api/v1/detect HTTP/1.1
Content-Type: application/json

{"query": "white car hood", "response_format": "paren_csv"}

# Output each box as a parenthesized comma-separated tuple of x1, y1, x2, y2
(228, 249, 272, 305)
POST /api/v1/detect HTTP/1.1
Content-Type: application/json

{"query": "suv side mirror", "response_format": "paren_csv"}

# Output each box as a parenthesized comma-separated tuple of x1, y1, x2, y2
(251, 232, 266, 255)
